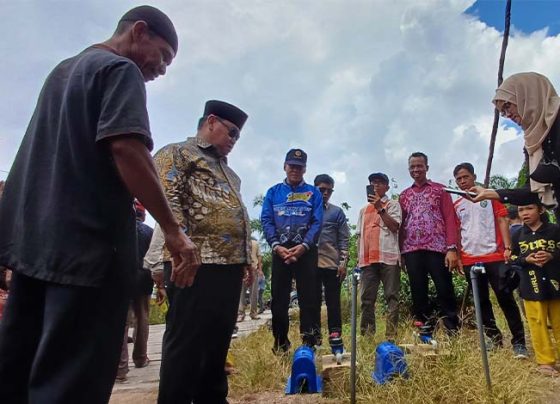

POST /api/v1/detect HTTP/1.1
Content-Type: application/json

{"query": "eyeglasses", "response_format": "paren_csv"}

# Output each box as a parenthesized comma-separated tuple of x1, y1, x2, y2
(318, 187, 334, 195)
(214, 116, 240, 140)
(498, 102, 513, 117)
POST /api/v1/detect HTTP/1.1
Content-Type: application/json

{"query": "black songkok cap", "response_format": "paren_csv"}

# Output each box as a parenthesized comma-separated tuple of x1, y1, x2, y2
(285, 149, 307, 166)
(120, 5, 178, 54)
(204, 100, 249, 130)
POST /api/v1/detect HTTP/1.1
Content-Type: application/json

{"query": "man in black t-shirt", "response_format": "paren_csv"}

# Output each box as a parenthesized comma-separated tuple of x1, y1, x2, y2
(0, 6, 200, 404)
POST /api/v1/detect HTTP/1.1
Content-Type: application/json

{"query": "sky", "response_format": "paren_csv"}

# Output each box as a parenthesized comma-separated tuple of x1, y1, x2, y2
(2, 0, 560, 226)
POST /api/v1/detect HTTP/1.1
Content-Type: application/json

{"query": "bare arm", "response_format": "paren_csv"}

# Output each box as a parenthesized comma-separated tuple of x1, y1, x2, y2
(379, 211, 400, 233)
(109, 137, 179, 232)
(498, 216, 512, 262)
(468, 186, 501, 203)
(109, 136, 200, 287)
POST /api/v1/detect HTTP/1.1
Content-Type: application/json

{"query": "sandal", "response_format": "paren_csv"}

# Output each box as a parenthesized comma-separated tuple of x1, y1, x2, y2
(537, 365, 560, 376)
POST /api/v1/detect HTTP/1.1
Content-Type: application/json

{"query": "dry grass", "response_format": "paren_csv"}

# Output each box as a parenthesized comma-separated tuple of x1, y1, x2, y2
(229, 311, 560, 404)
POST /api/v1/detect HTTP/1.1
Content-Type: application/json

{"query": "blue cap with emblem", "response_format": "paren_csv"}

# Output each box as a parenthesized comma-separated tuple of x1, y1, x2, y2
(285, 149, 307, 166)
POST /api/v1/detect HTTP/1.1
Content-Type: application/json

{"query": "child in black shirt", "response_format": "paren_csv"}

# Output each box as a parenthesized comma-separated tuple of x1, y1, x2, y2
(511, 202, 560, 375)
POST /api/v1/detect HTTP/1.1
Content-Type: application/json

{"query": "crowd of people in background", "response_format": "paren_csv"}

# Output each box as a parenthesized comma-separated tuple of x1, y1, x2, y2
(1, 5, 560, 404)
(258, 147, 558, 379)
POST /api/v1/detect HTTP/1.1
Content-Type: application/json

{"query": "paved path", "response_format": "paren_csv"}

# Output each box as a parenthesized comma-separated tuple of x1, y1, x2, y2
(110, 310, 272, 398)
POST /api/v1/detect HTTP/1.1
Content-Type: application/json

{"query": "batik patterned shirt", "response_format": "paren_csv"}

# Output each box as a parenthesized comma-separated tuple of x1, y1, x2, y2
(399, 180, 458, 254)
(154, 136, 251, 265)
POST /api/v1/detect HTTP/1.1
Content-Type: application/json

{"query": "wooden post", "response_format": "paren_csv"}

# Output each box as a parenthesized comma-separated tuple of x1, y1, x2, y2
(484, 0, 512, 187)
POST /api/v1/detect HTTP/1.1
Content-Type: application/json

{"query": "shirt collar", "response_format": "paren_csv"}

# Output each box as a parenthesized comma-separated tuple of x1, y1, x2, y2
(192, 136, 227, 162)
(411, 179, 433, 188)
(523, 222, 547, 233)
(283, 179, 306, 188)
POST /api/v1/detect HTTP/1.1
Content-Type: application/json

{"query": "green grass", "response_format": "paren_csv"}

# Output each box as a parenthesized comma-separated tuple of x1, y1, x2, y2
(228, 309, 558, 403)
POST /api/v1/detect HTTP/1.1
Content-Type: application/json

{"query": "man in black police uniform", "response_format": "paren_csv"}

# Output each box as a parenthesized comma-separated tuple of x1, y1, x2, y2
(0, 6, 200, 403)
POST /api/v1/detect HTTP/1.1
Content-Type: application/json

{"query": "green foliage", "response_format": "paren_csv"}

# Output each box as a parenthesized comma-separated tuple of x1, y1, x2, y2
(489, 174, 517, 190)
(516, 160, 529, 188)
(148, 298, 167, 325)
(253, 194, 264, 207)
(249, 218, 262, 235)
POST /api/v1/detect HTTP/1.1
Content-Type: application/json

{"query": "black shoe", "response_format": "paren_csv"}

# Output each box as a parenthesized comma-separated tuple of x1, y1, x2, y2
(272, 340, 291, 355)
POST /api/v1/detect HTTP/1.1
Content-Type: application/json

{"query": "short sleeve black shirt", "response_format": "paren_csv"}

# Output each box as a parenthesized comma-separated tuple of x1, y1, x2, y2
(0, 46, 152, 287)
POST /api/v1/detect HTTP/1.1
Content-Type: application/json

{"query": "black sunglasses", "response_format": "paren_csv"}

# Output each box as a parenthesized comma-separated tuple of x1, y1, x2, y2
(214, 116, 240, 140)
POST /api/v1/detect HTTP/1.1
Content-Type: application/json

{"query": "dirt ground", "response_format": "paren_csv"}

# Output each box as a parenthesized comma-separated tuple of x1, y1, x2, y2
(110, 389, 338, 404)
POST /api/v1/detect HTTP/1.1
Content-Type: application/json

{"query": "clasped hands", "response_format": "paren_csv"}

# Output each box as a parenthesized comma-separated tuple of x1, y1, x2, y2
(275, 244, 307, 265)
(525, 250, 553, 267)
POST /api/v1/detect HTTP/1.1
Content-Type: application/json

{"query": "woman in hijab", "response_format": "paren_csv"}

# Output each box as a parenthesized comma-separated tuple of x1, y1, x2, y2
(471, 72, 560, 212)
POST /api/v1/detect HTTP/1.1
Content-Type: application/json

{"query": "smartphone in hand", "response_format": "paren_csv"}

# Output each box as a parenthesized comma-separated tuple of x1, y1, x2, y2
(366, 185, 375, 200)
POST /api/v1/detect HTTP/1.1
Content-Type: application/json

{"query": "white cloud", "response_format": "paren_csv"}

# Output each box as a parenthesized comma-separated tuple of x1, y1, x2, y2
(2, 0, 560, 225)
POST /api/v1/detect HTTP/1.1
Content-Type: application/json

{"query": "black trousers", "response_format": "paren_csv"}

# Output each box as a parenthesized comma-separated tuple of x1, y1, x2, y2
(403, 250, 459, 332)
(464, 262, 525, 346)
(159, 263, 243, 404)
(271, 247, 320, 348)
(0, 271, 129, 404)
(316, 267, 342, 334)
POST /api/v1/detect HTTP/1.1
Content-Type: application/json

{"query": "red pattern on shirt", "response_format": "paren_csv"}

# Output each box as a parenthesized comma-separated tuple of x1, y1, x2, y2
(399, 181, 458, 254)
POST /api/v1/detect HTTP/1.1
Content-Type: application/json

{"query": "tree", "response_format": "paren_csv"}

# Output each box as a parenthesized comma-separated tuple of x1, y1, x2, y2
(489, 174, 517, 190)
(250, 193, 272, 278)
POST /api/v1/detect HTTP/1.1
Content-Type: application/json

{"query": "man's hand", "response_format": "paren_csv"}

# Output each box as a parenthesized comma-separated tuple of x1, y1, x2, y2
(164, 227, 201, 288)
(275, 246, 291, 260)
(369, 193, 384, 211)
(400, 255, 407, 273)
(155, 285, 167, 305)
(243, 265, 254, 286)
(288, 244, 307, 259)
(467, 186, 500, 203)
(445, 250, 458, 272)
(337, 265, 347, 282)
(504, 248, 512, 263)
(151, 271, 167, 304)
(456, 258, 464, 275)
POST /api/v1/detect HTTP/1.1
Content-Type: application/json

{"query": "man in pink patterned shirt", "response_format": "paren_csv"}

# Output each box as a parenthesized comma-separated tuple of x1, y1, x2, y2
(399, 152, 459, 334)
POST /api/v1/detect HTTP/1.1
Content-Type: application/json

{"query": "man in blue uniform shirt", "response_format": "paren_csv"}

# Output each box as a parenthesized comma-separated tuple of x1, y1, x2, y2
(261, 149, 323, 353)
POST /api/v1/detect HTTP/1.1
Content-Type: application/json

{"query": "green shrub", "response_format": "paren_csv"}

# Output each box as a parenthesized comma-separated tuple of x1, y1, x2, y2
(148, 298, 168, 325)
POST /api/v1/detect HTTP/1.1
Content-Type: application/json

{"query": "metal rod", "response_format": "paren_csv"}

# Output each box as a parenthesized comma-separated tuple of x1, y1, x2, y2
(350, 267, 359, 404)
(470, 264, 492, 391)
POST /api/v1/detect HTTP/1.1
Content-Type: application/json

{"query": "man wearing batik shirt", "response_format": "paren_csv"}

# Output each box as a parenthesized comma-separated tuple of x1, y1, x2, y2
(154, 100, 251, 404)
(400, 152, 460, 333)
(356, 172, 401, 340)
(453, 163, 527, 357)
